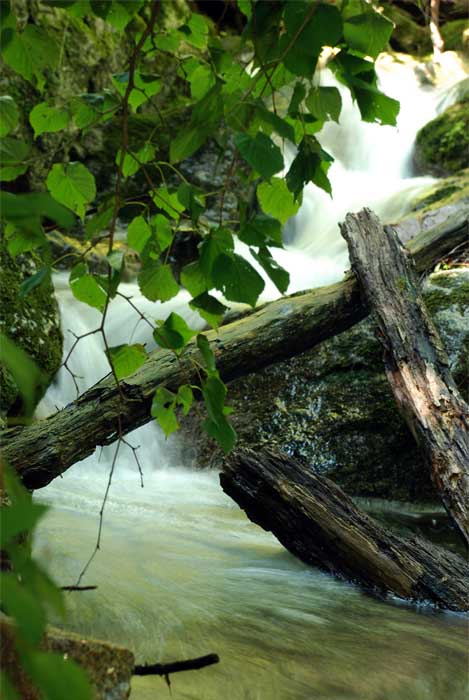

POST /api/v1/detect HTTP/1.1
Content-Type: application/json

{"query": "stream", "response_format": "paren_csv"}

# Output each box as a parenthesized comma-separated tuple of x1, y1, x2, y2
(34, 54, 468, 699)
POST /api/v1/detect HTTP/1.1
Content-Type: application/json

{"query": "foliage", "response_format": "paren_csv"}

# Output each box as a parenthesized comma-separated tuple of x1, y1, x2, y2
(0, 0, 397, 449)
(0, 463, 92, 700)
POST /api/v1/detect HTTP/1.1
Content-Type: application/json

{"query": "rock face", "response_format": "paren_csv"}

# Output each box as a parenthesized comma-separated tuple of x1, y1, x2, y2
(414, 97, 469, 176)
(0, 237, 63, 421)
(181, 256, 468, 503)
(0, 617, 135, 700)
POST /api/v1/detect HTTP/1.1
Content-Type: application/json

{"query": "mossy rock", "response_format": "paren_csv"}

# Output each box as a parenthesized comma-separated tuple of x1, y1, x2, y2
(441, 19, 469, 53)
(414, 98, 469, 176)
(0, 235, 63, 420)
(381, 2, 432, 56)
(181, 266, 469, 503)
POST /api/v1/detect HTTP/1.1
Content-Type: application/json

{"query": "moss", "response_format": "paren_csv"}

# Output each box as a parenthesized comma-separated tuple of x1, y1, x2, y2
(414, 99, 469, 176)
(0, 235, 63, 418)
(441, 19, 469, 53)
(380, 2, 432, 56)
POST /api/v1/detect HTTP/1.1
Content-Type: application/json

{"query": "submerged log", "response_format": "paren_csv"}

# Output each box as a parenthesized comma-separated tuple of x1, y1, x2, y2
(340, 209, 469, 546)
(220, 449, 469, 612)
(1, 216, 466, 490)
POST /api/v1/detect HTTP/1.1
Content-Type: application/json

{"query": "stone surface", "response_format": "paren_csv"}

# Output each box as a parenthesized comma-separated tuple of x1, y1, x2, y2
(414, 98, 469, 176)
(0, 617, 135, 700)
(181, 264, 468, 503)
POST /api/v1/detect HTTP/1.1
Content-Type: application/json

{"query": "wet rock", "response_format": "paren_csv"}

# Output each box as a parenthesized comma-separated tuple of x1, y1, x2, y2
(0, 617, 135, 700)
(414, 98, 469, 176)
(0, 236, 63, 420)
(181, 265, 468, 503)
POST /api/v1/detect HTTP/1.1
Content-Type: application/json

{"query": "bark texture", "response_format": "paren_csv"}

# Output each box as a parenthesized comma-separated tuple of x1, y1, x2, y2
(340, 209, 469, 546)
(0, 217, 466, 490)
(220, 449, 469, 611)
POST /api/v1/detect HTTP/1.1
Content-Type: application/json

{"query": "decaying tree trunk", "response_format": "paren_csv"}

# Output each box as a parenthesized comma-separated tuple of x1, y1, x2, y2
(0, 217, 466, 490)
(221, 449, 469, 611)
(340, 209, 469, 547)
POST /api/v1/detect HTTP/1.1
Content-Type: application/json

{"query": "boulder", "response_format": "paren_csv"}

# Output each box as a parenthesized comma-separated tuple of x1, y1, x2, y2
(0, 236, 63, 422)
(414, 98, 469, 176)
(181, 193, 469, 503)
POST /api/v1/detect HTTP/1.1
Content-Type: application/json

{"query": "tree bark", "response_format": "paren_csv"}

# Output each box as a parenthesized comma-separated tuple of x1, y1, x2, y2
(340, 209, 469, 546)
(0, 215, 466, 490)
(220, 449, 469, 612)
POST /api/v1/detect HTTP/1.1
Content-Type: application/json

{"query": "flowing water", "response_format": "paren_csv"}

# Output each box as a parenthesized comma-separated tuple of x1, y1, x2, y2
(34, 55, 468, 699)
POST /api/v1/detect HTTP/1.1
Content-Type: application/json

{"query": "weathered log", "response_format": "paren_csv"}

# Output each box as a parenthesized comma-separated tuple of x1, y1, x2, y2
(340, 209, 469, 546)
(0, 217, 466, 490)
(220, 449, 469, 612)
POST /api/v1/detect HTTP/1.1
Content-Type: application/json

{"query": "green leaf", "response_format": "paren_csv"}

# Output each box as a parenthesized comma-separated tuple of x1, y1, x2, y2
(288, 82, 306, 117)
(306, 86, 342, 123)
(177, 384, 193, 416)
(201, 376, 236, 453)
(256, 106, 296, 142)
(170, 123, 212, 164)
(69, 263, 107, 311)
(106, 343, 147, 380)
(234, 132, 284, 179)
(4, 227, 46, 256)
(153, 186, 185, 220)
(151, 387, 179, 437)
(116, 149, 139, 177)
(152, 213, 173, 252)
(138, 262, 179, 302)
(200, 227, 234, 276)
(237, 0, 252, 18)
(250, 247, 289, 294)
(112, 72, 161, 111)
(181, 13, 210, 49)
(153, 312, 196, 354)
(47, 162, 96, 220)
(1, 573, 46, 644)
(0, 96, 19, 136)
(0, 136, 30, 181)
(238, 214, 283, 248)
(1, 500, 48, 549)
(127, 215, 152, 253)
(29, 103, 69, 138)
(190, 292, 227, 328)
(2, 25, 59, 90)
(19, 266, 51, 297)
(106, 0, 143, 31)
(286, 136, 333, 199)
(1, 671, 19, 700)
(212, 253, 265, 307)
(177, 183, 205, 223)
(197, 334, 216, 375)
(344, 6, 394, 59)
(282, 2, 342, 77)
(353, 79, 400, 126)
(0, 336, 46, 416)
(27, 651, 93, 700)
(257, 177, 301, 225)
(1, 191, 75, 230)
(187, 63, 215, 100)
(85, 201, 114, 240)
(180, 260, 209, 297)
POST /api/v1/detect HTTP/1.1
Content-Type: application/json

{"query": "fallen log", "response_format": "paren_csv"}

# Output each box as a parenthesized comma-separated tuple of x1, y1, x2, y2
(1, 216, 466, 490)
(220, 449, 469, 612)
(340, 209, 469, 546)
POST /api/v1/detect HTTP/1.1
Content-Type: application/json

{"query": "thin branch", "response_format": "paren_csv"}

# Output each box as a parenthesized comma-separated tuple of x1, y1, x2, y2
(133, 653, 220, 678)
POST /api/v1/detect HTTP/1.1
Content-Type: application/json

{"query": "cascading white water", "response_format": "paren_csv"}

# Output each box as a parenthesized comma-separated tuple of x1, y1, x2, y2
(34, 55, 468, 699)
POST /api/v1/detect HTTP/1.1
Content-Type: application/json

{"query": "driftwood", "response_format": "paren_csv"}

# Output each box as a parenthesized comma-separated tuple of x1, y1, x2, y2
(221, 449, 469, 612)
(340, 209, 469, 546)
(133, 653, 219, 678)
(1, 216, 466, 490)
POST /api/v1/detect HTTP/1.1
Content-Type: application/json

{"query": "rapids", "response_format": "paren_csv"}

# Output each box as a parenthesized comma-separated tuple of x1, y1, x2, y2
(34, 54, 469, 699)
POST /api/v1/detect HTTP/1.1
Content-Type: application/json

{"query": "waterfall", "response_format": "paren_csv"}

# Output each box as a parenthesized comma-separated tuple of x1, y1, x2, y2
(33, 54, 469, 700)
